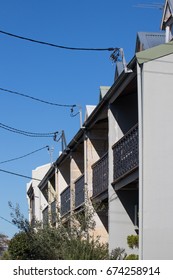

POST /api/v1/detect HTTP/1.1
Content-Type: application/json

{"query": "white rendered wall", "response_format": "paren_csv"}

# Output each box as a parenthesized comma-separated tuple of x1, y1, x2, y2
(27, 164, 51, 222)
(138, 53, 173, 259)
(108, 107, 137, 255)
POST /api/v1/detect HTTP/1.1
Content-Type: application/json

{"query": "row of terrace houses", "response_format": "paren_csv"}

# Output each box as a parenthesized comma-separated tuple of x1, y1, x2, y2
(27, 0, 173, 259)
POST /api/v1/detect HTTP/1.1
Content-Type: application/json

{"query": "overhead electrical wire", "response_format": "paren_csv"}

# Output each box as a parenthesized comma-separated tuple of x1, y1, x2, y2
(0, 87, 76, 108)
(133, 3, 164, 10)
(0, 168, 41, 181)
(0, 215, 15, 226)
(0, 145, 49, 165)
(0, 29, 115, 52)
(0, 122, 59, 138)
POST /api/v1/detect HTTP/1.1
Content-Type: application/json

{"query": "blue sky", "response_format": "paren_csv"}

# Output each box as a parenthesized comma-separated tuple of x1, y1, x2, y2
(0, 0, 164, 238)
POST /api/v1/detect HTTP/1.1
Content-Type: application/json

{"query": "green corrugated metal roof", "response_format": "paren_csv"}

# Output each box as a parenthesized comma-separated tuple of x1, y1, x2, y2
(136, 41, 173, 64)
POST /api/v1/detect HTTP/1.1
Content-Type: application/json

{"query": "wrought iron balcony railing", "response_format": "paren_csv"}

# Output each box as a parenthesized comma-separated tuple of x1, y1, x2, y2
(112, 124, 138, 183)
(75, 174, 85, 209)
(51, 200, 56, 224)
(42, 206, 49, 226)
(92, 152, 108, 198)
(60, 186, 70, 216)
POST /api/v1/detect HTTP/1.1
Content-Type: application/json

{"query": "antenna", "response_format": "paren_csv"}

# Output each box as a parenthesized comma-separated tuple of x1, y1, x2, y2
(47, 146, 54, 164)
(70, 105, 84, 128)
(110, 48, 133, 73)
(61, 130, 67, 151)
(53, 130, 70, 153)
(133, 2, 164, 10)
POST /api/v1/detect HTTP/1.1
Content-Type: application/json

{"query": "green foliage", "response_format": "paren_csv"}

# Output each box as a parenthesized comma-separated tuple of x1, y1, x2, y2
(8, 202, 30, 233)
(109, 248, 127, 260)
(0, 250, 11, 259)
(7, 202, 114, 260)
(8, 224, 68, 260)
(127, 235, 139, 249)
(62, 238, 108, 260)
(126, 254, 139, 260)
(8, 202, 130, 260)
(8, 223, 109, 260)
(126, 234, 139, 260)
(8, 232, 34, 260)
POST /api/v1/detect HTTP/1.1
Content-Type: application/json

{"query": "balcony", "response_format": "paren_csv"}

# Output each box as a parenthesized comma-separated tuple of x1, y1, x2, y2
(75, 174, 85, 209)
(60, 186, 70, 217)
(112, 124, 138, 184)
(92, 152, 108, 199)
(42, 206, 49, 226)
(51, 200, 56, 224)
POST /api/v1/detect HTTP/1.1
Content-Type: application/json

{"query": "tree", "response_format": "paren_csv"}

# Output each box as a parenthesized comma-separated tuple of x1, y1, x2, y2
(8, 202, 128, 260)
(7, 203, 110, 260)
(0, 233, 9, 256)
(8, 232, 34, 260)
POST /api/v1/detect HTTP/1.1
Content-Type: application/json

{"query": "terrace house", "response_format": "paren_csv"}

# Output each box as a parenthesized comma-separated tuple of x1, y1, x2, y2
(27, 0, 173, 259)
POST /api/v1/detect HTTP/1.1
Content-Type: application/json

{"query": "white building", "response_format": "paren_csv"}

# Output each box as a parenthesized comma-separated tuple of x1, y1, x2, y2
(27, 163, 51, 224)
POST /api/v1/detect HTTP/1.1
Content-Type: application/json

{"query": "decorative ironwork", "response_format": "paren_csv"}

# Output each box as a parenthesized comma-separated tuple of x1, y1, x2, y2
(60, 186, 70, 216)
(51, 200, 56, 224)
(42, 206, 49, 226)
(75, 174, 85, 208)
(113, 124, 138, 182)
(92, 152, 108, 197)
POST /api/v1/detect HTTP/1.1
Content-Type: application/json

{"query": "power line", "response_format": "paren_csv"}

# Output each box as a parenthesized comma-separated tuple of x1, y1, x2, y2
(133, 3, 164, 10)
(0, 145, 49, 165)
(0, 87, 76, 108)
(0, 168, 41, 181)
(0, 29, 115, 52)
(0, 122, 59, 138)
(0, 215, 15, 226)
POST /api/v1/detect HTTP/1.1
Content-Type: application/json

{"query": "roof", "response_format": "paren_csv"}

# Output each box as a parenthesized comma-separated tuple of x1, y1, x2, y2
(114, 61, 124, 81)
(85, 105, 96, 120)
(161, 0, 173, 29)
(99, 86, 110, 101)
(27, 184, 34, 197)
(136, 40, 173, 64)
(135, 32, 165, 52)
(169, 0, 173, 10)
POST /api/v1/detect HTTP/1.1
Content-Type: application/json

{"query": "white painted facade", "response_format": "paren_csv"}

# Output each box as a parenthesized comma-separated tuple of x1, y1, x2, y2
(26, 163, 51, 223)
(137, 50, 173, 259)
